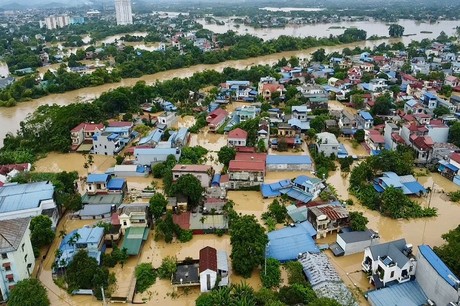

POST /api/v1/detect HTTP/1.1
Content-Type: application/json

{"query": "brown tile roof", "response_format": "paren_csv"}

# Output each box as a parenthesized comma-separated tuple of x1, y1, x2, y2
(199, 246, 217, 273)
(228, 128, 248, 139)
(71, 122, 104, 133)
(450, 153, 460, 164)
(173, 212, 191, 230)
(228, 160, 265, 172)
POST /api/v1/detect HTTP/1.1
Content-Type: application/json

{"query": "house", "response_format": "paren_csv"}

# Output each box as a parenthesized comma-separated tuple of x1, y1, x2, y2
(365, 130, 385, 154)
(121, 226, 149, 256)
(134, 148, 181, 166)
(138, 129, 163, 147)
(267, 222, 319, 262)
(227, 128, 248, 147)
(0, 163, 31, 185)
(330, 229, 380, 256)
(169, 128, 189, 148)
(356, 111, 374, 130)
(70, 122, 104, 150)
(0, 181, 58, 228)
(261, 175, 323, 204)
(258, 77, 285, 100)
(54, 226, 105, 268)
(236, 106, 259, 122)
(118, 204, 149, 234)
(172, 164, 213, 188)
(85, 173, 127, 196)
(0, 217, 35, 302)
(92, 132, 123, 155)
(199, 247, 229, 292)
(207, 108, 228, 132)
(422, 92, 438, 109)
(157, 112, 177, 128)
(403, 99, 425, 114)
(338, 110, 358, 135)
(415, 245, 460, 306)
(265, 155, 313, 171)
(373, 172, 426, 196)
(227, 153, 266, 189)
(347, 67, 362, 85)
(316, 132, 340, 157)
(106, 164, 148, 178)
(445, 75, 460, 88)
(307, 202, 349, 238)
(361, 239, 416, 288)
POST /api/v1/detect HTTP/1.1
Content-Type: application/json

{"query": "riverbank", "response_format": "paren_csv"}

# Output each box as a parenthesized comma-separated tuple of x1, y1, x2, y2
(0, 37, 404, 147)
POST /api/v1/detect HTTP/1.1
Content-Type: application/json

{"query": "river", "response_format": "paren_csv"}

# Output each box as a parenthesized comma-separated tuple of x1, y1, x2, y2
(0, 38, 407, 147)
(198, 18, 459, 44)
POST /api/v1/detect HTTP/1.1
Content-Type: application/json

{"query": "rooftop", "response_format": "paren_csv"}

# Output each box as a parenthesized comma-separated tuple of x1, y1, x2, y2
(266, 154, 312, 165)
(366, 281, 427, 306)
(418, 244, 459, 287)
(172, 164, 212, 173)
(228, 128, 248, 139)
(199, 246, 217, 273)
(0, 217, 30, 253)
(0, 181, 54, 214)
(368, 239, 410, 269)
(339, 229, 378, 244)
(228, 160, 265, 172)
(87, 173, 110, 183)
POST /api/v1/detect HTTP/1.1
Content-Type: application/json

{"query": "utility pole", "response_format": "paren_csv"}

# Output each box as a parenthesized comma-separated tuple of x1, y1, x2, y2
(101, 286, 106, 306)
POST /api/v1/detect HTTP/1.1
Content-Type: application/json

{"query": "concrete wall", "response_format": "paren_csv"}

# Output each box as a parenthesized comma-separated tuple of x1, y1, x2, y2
(317, 143, 338, 157)
(427, 127, 449, 144)
(338, 236, 380, 256)
(416, 252, 458, 306)
(200, 270, 217, 292)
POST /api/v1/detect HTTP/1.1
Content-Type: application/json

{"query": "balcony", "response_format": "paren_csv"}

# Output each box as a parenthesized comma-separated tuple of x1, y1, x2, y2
(362, 262, 371, 272)
(398, 275, 410, 283)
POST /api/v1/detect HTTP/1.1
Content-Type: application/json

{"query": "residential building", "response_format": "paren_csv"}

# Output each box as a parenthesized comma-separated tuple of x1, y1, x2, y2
(172, 164, 213, 188)
(85, 174, 127, 195)
(307, 202, 349, 238)
(70, 122, 104, 150)
(266, 155, 313, 171)
(258, 77, 285, 100)
(236, 106, 259, 122)
(207, 108, 228, 132)
(0, 163, 31, 186)
(316, 132, 340, 157)
(330, 229, 380, 256)
(415, 245, 460, 306)
(227, 128, 247, 147)
(115, 0, 133, 25)
(134, 148, 181, 166)
(0, 181, 58, 228)
(138, 129, 163, 147)
(227, 153, 266, 189)
(42, 15, 70, 30)
(157, 112, 177, 128)
(365, 130, 385, 154)
(293, 176, 323, 199)
(422, 92, 438, 109)
(373, 172, 426, 196)
(361, 239, 416, 288)
(54, 226, 105, 268)
(118, 204, 148, 234)
(92, 132, 123, 155)
(261, 175, 323, 204)
(403, 99, 425, 114)
(356, 111, 374, 130)
(199, 247, 229, 292)
(445, 75, 460, 88)
(0, 218, 35, 302)
(338, 110, 358, 135)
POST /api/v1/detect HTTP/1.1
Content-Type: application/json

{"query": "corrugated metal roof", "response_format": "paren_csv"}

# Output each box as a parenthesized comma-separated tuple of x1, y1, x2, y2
(418, 245, 459, 287)
(107, 178, 126, 190)
(367, 281, 427, 306)
(266, 155, 312, 165)
(87, 174, 110, 183)
(0, 181, 54, 213)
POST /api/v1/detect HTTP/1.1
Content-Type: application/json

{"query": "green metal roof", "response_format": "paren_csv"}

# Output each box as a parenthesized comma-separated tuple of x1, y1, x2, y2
(121, 227, 149, 255)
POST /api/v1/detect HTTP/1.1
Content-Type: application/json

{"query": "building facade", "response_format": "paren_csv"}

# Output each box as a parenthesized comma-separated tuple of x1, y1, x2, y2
(115, 0, 133, 25)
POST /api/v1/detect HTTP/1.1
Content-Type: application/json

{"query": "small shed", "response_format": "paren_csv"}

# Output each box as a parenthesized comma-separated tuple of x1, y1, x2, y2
(266, 155, 313, 171)
(332, 229, 380, 256)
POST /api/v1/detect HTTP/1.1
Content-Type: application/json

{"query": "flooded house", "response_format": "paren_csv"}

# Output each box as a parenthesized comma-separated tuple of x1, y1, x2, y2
(361, 239, 416, 288)
(316, 132, 340, 157)
(70, 122, 104, 151)
(307, 201, 349, 238)
(117, 204, 149, 234)
(172, 164, 213, 188)
(330, 229, 380, 257)
(134, 147, 181, 166)
(0, 217, 35, 302)
(262, 175, 323, 204)
(85, 174, 127, 196)
(157, 112, 177, 128)
(207, 108, 228, 132)
(365, 130, 385, 155)
(373, 172, 426, 196)
(266, 155, 313, 171)
(0, 163, 31, 186)
(227, 152, 266, 189)
(227, 128, 248, 147)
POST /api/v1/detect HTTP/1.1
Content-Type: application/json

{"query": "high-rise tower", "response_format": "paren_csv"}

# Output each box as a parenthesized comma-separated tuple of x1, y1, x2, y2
(115, 0, 133, 25)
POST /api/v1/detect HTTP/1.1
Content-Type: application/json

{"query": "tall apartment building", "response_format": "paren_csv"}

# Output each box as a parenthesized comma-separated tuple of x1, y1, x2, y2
(115, 0, 133, 25)
(41, 15, 70, 30)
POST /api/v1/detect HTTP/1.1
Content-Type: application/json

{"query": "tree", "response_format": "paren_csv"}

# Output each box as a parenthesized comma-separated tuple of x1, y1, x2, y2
(30, 215, 55, 256)
(8, 278, 50, 306)
(309, 297, 342, 306)
(135, 263, 157, 293)
(278, 284, 317, 305)
(433, 105, 451, 117)
(172, 174, 204, 209)
(354, 129, 365, 143)
(449, 122, 460, 147)
(284, 261, 307, 285)
(217, 146, 236, 166)
(434, 225, 460, 277)
(311, 48, 326, 62)
(388, 24, 405, 37)
(230, 215, 268, 277)
(349, 211, 369, 231)
(149, 193, 168, 219)
(371, 93, 393, 116)
(261, 258, 281, 288)
(158, 256, 177, 279)
(257, 139, 267, 153)
(277, 138, 288, 151)
(267, 199, 287, 223)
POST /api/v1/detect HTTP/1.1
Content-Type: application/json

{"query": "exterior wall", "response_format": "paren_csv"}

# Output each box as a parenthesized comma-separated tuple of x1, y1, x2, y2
(317, 143, 338, 157)
(71, 129, 84, 145)
(119, 212, 147, 233)
(0, 228, 35, 301)
(338, 236, 380, 256)
(135, 151, 180, 166)
(266, 163, 312, 171)
(93, 135, 121, 156)
(0, 206, 58, 228)
(416, 252, 458, 306)
(228, 138, 247, 147)
(384, 123, 399, 150)
(158, 113, 177, 128)
(427, 127, 449, 144)
(172, 171, 211, 188)
(86, 182, 107, 194)
(200, 269, 217, 292)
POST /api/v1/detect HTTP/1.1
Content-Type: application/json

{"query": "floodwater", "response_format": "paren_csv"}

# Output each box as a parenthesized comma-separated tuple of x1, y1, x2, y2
(338, 137, 369, 157)
(199, 18, 460, 44)
(260, 7, 325, 12)
(0, 38, 409, 147)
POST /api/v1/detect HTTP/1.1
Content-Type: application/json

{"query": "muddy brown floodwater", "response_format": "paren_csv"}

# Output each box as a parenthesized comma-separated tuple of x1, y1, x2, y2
(0, 38, 409, 147)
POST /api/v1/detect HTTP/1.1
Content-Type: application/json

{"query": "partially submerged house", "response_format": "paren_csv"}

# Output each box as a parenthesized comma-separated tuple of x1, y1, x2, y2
(265, 155, 313, 171)
(373, 172, 426, 196)
(330, 229, 380, 256)
(307, 202, 349, 238)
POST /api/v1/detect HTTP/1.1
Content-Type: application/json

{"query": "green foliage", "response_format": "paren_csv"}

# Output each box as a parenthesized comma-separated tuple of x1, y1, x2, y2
(309, 297, 342, 306)
(381, 187, 437, 219)
(448, 191, 460, 202)
(284, 261, 307, 285)
(157, 256, 177, 279)
(349, 211, 369, 231)
(30, 215, 55, 256)
(218, 146, 236, 167)
(438, 85, 453, 98)
(449, 122, 460, 148)
(354, 129, 365, 143)
(339, 156, 354, 172)
(278, 284, 317, 305)
(135, 263, 157, 293)
(230, 215, 268, 277)
(261, 258, 281, 288)
(172, 174, 204, 209)
(195, 283, 256, 306)
(262, 199, 287, 223)
(388, 24, 405, 37)
(189, 113, 207, 134)
(230, 118, 260, 146)
(371, 93, 393, 116)
(8, 278, 50, 306)
(149, 193, 168, 219)
(155, 211, 192, 243)
(312, 48, 326, 62)
(310, 148, 336, 179)
(434, 225, 460, 278)
(433, 105, 451, 117)
(180, 146, 208, 164)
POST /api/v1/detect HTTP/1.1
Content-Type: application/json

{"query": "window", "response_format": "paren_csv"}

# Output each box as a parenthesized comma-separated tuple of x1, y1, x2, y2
(390, 271, 394, 278)
(1, 253, 7, 259)
(24, 254, 28, 263)
(21, 243, 25, 252)
(6, 274, 14, 283)
(123, 221, 127, 226)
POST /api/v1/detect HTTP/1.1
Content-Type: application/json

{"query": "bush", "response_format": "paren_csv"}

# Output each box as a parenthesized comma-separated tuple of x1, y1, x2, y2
(135, 263, 157, 293)
(158, 256, 177, 279)
(261, 258, 281, 288)
(448, 191, 460, 202)
(349, 211, 369, 231)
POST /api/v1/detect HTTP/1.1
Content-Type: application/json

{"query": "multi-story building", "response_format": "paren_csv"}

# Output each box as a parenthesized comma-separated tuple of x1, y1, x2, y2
(42, 15, 70, 30)
(92, 132, 123, 156)
(227, 153, 266, 189)
(172, 165, 213, 188)
(115, 0, 133, 25)
(70, 122, 104, 150)
(85, 174, 127, 196)
(0, 218, 35, 302)
(118, 204, 148, 234)
(316, 132, 340, 157)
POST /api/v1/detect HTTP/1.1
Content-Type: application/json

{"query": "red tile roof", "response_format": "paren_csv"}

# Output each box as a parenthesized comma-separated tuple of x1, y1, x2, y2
(262, 83, 284, 93)
(369, 133, 385, 144)
(0, 163, 31, 175)
(391, 133, 405, 144)
(228, 128, 248, 139)
(236, 147, 255, 153)
(109, 121, 133, 127)
(228, 160, 265, 172)
(450, 153, 460, 164)
(71, 122, 104, 133)
(199, 246, 217, 273)
(234, 152, 267, 162)
(412, 136, 433, 150)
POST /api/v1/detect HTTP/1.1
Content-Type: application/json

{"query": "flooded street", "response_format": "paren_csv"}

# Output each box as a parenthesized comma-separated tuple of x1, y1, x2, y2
(0, 38, 408, 147)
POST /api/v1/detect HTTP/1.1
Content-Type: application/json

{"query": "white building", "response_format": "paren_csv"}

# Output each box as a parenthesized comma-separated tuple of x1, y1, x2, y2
(0, 218, 35, 302)
(115, 0, 133, 25)
(42, 15, 70, 30)
(0, 182, 58, 228)
(361, 239, 416, 288)
(334, 229, 380, 256)
(316, 132, 339, 157)
(172, 164, 212, 188)
(118, 204, 148, 234)
(92, 132, 123, 156)
(199, 247, 229, 292)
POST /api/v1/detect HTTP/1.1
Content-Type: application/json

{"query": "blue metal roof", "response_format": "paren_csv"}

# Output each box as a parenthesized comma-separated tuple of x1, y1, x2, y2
(87, 174, 110, 183)
(279, 188, 313, 203)
(139, 129, 163, 145)
(211, 174, 221, 186)
(402, 181, 426, 195)
(367, 281, 428, 306)
(266, 155, 312, 165)
(359, 111, 373, 121)
(0, 181, 54, 213)
(107, 178, 126, 190)
(267, 224, 319, 262)
(419, 245, 459, 287)
(56, 227, 104, 267)
(424, 92, 437, 99)
(261, 180, 292, 198)
(292, 106, 309, 113)
(105, 126, 130, 134)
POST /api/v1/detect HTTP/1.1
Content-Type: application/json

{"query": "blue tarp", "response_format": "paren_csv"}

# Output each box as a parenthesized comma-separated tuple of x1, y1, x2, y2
(267, 224, 319, 262)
